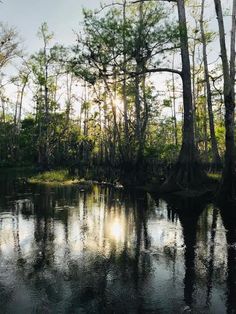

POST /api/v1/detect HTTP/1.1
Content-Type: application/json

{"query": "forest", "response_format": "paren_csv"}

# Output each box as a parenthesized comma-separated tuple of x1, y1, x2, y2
(0, 0, 236, 201)
(1, 1, 236, 313)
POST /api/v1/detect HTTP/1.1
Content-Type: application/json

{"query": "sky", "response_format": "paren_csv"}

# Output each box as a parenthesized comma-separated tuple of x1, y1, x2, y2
(0, 0, 101, 52)
(0, 0, 232, 54)
(0, 0, 102, 115)
(0, 0, 233, 117)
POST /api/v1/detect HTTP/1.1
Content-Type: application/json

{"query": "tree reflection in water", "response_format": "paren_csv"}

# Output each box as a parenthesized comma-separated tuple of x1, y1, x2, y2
(0, 182, 234, 313)
(164, 195, 207, 310)
(221, 205, 236, 314)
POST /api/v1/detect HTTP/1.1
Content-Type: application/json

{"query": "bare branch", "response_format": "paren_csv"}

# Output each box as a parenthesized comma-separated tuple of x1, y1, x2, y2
(94, 2, 123, 14)
(103, 67, 182, 79)
(144, 67, 182, 76)
(131, 0, 176, 3)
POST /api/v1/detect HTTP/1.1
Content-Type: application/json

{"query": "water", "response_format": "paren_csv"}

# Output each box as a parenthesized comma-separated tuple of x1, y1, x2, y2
(0, 173, 235, 313)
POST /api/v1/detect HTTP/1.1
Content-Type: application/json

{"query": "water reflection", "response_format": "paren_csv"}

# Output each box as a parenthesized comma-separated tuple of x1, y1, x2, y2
(0, 180, 234, 313)
(221, 206, 236, 314)
(165, 196, 206, 310)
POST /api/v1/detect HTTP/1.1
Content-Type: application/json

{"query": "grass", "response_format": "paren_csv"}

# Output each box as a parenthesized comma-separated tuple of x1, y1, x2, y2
(28, 170, 80, 186)
(207, 172, 222, 182)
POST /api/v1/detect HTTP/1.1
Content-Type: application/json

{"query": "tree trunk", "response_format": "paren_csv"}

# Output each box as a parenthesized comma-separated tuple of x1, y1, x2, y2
(230, 0, 236, 97)
(134, 0, 143, 163)
(214, 0, 236, 200)
(122, 0, 130, 162)
(200, 0, 221, 167)
(203, 85, 208, 160)
(44, 56, 50, 170)
(162, 0, 207, 192)
(191, 34, 198, 147)
(172, 55, 178, 146)
(18, 77, 28, 127)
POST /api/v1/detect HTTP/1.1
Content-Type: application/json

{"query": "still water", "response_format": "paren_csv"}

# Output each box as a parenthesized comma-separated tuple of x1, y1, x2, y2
(0, 173, 235, 313)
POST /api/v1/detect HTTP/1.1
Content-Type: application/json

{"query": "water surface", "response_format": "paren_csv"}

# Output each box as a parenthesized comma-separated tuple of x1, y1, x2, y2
(0, 173, 235, 313)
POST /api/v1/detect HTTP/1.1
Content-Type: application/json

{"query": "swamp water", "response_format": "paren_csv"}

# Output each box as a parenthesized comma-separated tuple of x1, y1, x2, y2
(0, 172, 235, 313)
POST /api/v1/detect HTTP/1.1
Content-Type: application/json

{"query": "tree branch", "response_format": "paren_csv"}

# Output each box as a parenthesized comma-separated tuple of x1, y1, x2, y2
(102, 67, 182, 79)
(145, 67, 182, 76)
(131, 0, 176, 3)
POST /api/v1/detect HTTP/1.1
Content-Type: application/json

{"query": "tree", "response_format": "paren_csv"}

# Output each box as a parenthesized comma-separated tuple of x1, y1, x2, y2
(29, 23, 70, 169)
(0, 23, 20, 70)
(214, 0, 236, 201)
(200, 0, 221, 167)
(72, 1, 179, 172)
(162, 0, 207, 192)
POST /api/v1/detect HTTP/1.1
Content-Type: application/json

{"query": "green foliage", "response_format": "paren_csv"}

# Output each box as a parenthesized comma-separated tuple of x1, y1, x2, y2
(72, 1, 179, 85)
(29, 169, 71, 184)
(19, 117, 38, 163)
(0, 0, 228, 184)
(207, 172, 222, 182)
(215, 123, 225, 155)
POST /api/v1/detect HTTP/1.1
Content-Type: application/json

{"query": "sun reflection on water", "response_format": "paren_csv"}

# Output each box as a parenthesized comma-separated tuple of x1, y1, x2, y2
(111, 221, 123, 241)
(0, 183, 233, 313)
(110, 220, 123, 241)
